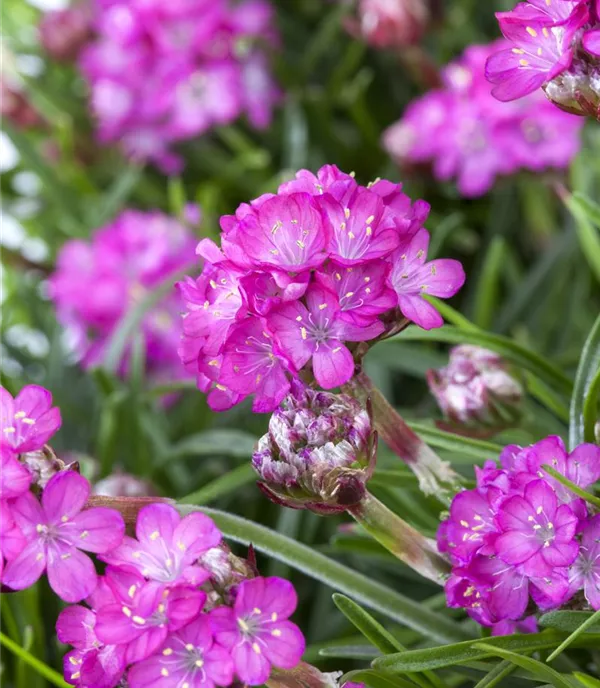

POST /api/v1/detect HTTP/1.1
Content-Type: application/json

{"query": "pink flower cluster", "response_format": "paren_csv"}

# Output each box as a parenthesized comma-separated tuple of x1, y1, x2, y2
(79, 0, 280, 172)
(344, 0, 430, 48)
(1, 385, 305, 687)
(178, 165, 465, 413)
(49, 209, 197, 378)
(384, 40, 583, 197)
(487, 0, 600, 119)
(439, 436, 600, 634)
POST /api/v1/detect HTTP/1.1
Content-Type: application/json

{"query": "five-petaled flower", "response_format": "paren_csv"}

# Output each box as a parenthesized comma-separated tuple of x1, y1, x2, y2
(1, 385, 61, 453)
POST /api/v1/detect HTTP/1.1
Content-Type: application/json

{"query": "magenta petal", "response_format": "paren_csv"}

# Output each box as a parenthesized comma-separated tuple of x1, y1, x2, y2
(56, 605, 98, 648)
(583, 29, 600, 57)
(95, 605, 143, 645)
(0, 450, 31, 499)
(240, 577, 298, 618)
(495, 530, 539, 565)
(262, 620, 305, 669)
(2, 539, 46, 590)
(497, 495, 534, 531)
(397, 294, 444, 330)
(67, 507, 125, 553)
(125, 626, 167, 665)
(312, 343, 354, 389)
(567, 443, 600, 488)
(42, 471, 90, 524)
(47, 543, 97, 603)
(233, 641, 272, 685)
(126, 657, 166, 688)
(173, 511, 221, 559)
(136, 502, 179, 547)
(10, 490, 44, 536)
(205, 644, 235, 685)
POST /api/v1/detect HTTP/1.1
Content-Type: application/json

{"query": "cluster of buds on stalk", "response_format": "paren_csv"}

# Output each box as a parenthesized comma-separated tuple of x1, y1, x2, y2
(427, 345, 523, 437)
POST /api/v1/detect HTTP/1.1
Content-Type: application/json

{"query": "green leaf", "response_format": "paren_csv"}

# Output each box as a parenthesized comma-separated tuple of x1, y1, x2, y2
(473, 660, 518, 688)
(471, 643, 573, 688)
(161, 429, 258, 464)
(168, 177, 187, 217)
(180, 464, 256, 505)
(178, 507, 472, 644)
(341, 669, 420, 688)
(407, 423, 502, 462)
(318, 645, 379, 660)
(541, 465, 600, 509)
(566, 194, 600, 282)
(387, 326, 573, 396)
(0, 632, 69, 688)
(102, 266, 190, 373)
(572, 673, 600, 688)
(540, 611, 600, 634)
(569, 314, 600, 448)
(473, 236, 505, 330)
(546, 609, 600, 662)
(372, 631, 600, 672)
(89, 164, 143, 227)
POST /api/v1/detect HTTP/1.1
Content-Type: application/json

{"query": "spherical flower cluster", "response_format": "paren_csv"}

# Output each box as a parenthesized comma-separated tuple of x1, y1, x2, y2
(79, 0, 280, 172)
(438, 436, 600, 635)
(343, 0, 430, 48)
(487, 0, 600, 120)
(1, 384, 305, 687)
(383, 40, 583, 197)
(178, 164, 465, 413)
(427, 345, 523, 437)
(49, 209, 197, 379)
(252, 382, 376, 513)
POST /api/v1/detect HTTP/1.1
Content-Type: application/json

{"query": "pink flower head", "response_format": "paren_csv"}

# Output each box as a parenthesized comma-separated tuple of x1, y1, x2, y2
(49, 210, 196, 379)
(388, 229, 465, 330)
(350, 0, 430, 48)
(39, 5, 92, 61)
(568, 514, 600, 609)
(94, 567, 206, 663)
(211, 576, 305, 685)
(128, 615, 234, 688)
(101, 503, 221, 585)
(1, 385, 61, 453)
(267, 284, 384, 389)
(3, 472, 125, 602)
(0, 445, 31, 499)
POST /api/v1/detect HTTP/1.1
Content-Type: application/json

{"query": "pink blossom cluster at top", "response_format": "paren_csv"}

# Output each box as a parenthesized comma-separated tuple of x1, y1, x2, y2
(79, 0, 280, 172)
(178, 165, 465, 413)
(343, 0, 430, 48)
(438, 436, 600, 635)
(49, 209, 197, 379)
(0, 384, 305, 687)
(383, 40, 584, 197)
(486, 0, 600, 118)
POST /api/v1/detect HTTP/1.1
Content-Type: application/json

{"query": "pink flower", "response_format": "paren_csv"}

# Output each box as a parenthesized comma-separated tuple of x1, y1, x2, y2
(101, 503, 220, 585)
(1, 385, 61, 453)
(568, 514, 600, 609)
(94, 567, 205, 663)
(0, 446, 31, 499)
(388, 229, 465, 330)
(267, 284, 384, 389)
(128, 615, 234, 688)
(211, 576, 305, 685)
(349, 0, 430, 48)
(3, 472, 125, 602)
(38, 5, 92, 61)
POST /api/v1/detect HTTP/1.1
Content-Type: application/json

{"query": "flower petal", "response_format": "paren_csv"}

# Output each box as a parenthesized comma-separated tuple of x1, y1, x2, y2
(262, 620, 305, 669)
(47, 543, 97, 603)
(42, 471, 90, 524)
(2, 539, 46, 590)
(67, 507, 125, 553)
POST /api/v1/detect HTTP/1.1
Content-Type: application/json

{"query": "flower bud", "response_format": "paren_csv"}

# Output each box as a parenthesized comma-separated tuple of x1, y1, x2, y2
(252, 383, 376, 514)
(38, 5, 92, 61)
(198, 542, 257, 605)
(0, 79, 45, 130)
(21, 445, 77, 489)
(350, 0, 430, 48)
(92, 471, 155, 498)
(427, 345, 523, 437)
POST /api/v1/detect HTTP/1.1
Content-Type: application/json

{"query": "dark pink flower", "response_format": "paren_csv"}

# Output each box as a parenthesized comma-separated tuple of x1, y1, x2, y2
(3, 472, 124, 602)
(0, 500, 26, 582)
(388, 229, 465, 330)
(94, 567, 205, 663)
(0, 446, 31, 499)
(1, 385, 61, 453)
(568, 514, 600, 609)
(211, 576, 305, 685)
(267, 285, 383, 389)
(101, 503, 220, 585)
(128, 615, 234, 688)
(496, 479, 579, 577)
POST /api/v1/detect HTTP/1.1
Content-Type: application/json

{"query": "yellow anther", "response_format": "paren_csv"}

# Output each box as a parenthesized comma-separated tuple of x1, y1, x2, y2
(519, 59, 529, 66)
(163, 648, 173, 656)
(195, 660, 204, 668)
(80, 531, 89, 539)
(344, 208, 351, 219)
(161, 668, 169, 677)
(252, 643, 262, 654)
(122, 607, 132, 618)
(296, 240, 306, 249)
(526, 26, 537, 37)
(295, 315, 303, 322)
(14, 411, 26, 419)
(177, 541, 186, 551)
(185, 644, 194, 651)
(22, 418, 35, 425)
(128, 585, 137, 598)
(460, 520, 469, 528)
(271, 629, 282, 637)
(536, 506, 543, 514)
(132, 616, 146, 625)
(271, 612, 278, 621)
(149, 531, 160, 541)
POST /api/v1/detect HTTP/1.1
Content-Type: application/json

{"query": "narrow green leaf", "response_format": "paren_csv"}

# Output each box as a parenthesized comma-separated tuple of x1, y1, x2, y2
(0, 632, 69, 688)
(542, 465, 600, 509)
(408, 423, 502, 462)
(473, 660, 518, 688)
(372, 631, 600, 672)
(178, 507, 472, 643)
(472, 643, 572, 688)
(540, 611, 600, 634)
(168, 177, 187, 217)
(90, 165, 143, 226)
(388, 327, 573, 396)
(341, 669, 420, 688)
(180, 464, 256, 505)
(424, 296, 479, 331)
(546, 609, 600, 662)
(583, 367, 600, 444)
(573, 672, 600, 688)
(102, 267, 189, 373)
(473, 236, 505, 330)
(161, 430, 257, 465)
(569, 314, 600, 448)
(318, 645, 378, 660)
(566, 194, 600, 282)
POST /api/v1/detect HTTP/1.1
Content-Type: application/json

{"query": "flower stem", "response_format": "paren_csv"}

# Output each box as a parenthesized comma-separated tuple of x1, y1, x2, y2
(347, 491, 449, 585)
(345, 370, 463, 503)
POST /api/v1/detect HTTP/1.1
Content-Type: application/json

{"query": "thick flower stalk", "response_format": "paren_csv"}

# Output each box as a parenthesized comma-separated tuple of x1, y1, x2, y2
(427, 345, 523, 437)
(253, 384, 450, 584)
(439, 435, 600, 635)
(179, 164, 465, 413)
(49, 209, 197, 378)
(384, 40, 583, 197)
(77, 0, 280, 171)
(487, 0, 600, 120)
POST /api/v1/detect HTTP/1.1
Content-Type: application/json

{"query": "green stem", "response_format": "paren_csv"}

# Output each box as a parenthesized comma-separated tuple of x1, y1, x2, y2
(0, 632, 68, 688)
(347, 491, 450, 585)
(345, 371, 463, 503)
